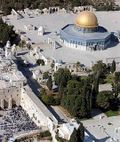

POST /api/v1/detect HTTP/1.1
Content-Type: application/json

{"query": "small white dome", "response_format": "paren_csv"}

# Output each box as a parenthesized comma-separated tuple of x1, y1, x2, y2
(38, 26, 44, 36)
(38, 26, 44, 32)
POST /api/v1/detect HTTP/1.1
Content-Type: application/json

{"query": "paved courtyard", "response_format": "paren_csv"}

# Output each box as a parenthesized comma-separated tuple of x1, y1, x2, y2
(3, 11, 120, 67)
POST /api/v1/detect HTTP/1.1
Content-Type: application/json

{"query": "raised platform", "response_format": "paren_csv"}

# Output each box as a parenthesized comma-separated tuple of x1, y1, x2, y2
(60, 24, 112, 50)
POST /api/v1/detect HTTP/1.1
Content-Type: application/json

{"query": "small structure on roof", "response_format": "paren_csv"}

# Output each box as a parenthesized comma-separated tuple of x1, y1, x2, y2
(38, 26, 45, 36)
(58, 119, 80, 140)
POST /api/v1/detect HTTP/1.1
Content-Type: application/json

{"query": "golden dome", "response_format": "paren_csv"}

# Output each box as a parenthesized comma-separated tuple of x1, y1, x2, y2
(75, 11, 98, 28)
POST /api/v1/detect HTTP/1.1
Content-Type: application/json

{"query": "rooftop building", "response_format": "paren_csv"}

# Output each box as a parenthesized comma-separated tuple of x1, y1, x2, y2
(60, 11, 112, 51)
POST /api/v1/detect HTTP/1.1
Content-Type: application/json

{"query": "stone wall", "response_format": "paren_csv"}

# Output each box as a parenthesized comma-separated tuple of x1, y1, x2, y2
(20, 86, 58, 142)
(20, 86, 58, 127)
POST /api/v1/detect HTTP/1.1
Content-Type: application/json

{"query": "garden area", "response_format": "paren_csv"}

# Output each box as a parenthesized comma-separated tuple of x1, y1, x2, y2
(39, 60, 120, 120)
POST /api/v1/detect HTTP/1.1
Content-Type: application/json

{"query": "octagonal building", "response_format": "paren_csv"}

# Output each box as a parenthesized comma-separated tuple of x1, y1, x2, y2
(60, 11, 112, 51)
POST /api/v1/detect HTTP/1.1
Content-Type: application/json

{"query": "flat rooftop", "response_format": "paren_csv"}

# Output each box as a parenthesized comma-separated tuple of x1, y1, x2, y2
(0, 71, 26, 89)
(82, 115, 120, 141)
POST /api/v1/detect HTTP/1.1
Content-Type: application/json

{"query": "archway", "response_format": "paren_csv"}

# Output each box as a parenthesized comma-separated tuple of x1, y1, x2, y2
(52, 8, 55, 13)
(4, 100, 8, 109)
(12, 99, 17, 108)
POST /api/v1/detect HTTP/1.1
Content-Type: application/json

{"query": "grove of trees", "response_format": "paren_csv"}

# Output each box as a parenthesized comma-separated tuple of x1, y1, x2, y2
(97, 91, 114, 111)
(54, 68, 92, 119)
(0, 0, 119, 15)
(41, 60, 120, 119)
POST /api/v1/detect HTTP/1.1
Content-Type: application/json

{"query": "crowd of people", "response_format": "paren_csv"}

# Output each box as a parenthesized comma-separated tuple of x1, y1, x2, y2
(0, 106, 38, 138)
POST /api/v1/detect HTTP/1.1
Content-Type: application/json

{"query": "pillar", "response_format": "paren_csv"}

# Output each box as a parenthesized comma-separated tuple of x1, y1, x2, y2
(8, 98, 12, 109)
(1, 99, 4, 109)
(5, 48, 8, 59)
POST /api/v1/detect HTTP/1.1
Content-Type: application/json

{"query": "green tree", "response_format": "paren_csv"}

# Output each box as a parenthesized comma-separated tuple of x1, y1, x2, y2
(97, 91, 113, 111)
(41, 95, 55, 106)
(83, 78, 92, 116)
(69, 124, 84, 142)
(36, 59, 45, 66)
(0, 19, 17, 45)
(27, 43, 32, 50)
(77, 123, 84, 142)
(69, 128, 78, 142)
(54, 68, 71, 95)
(92, 61, 108, 84)
(40, 88, 46, 95)
(19, 40, 26, 48)
(47, 76, 53, 90)
(0, 0, 117, 16)
(54, 68, 71, 87)
(92, 71, 100, 107)
(92, 60, 107, 74)
(79, 97, 88, 118)
(75, 61, 80, 72)
(61, 77, 92, 119)
(112, 72, 120, 98)
(51, 61, 55, 69)
(114, 72, 120, 83)
(72, 75, 81, 82)
(61, 94, 90, 118)
(43, 71, 49, 79)
(67, 80, 81, 96)
(111, 60, 116, 73)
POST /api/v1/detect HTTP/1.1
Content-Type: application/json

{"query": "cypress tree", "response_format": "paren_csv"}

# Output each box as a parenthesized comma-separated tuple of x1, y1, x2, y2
(92, 71, 100, 107)
(47, 76, 52, 90)
(111, 60, 116, 73)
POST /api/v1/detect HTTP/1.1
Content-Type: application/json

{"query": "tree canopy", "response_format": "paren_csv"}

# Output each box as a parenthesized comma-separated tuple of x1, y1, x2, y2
(0, 19, 17, 45)
(47, 76, 53, 90)
(111, 60, 116, 73)
(92, 60, 107, 75)
(69, 123, 84, 142)
(61, 77, 92, 118)
(112, 72, 120, 98)
(36, 59, 45, 66)
(54, 68, 72, 88)
(97, 91, 113, 111)
(67, 80, 82, 96)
